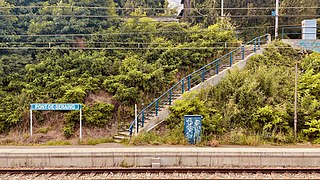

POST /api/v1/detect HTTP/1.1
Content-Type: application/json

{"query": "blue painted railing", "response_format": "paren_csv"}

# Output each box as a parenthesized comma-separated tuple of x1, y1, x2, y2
(281, 26, 320, 39)
(129, 34, 270, 136)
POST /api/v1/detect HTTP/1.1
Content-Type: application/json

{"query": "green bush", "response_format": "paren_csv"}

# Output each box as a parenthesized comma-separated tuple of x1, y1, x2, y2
(63, 123, 75, 138)
(167, 91, 225, 136)
(84, 102, 114, 127)
(63, 86, 86, 103)
(163, 43, 302, 145)
(63, 111, 79, 138)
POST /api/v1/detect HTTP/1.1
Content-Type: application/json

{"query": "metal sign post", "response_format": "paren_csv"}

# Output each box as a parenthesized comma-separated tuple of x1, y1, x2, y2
(221, 0, 224, 17)
(275, 0, 279, 39)
(30, 109, 33, 137)
(80, 107, 82, 141)
(30, 103, 83, 141)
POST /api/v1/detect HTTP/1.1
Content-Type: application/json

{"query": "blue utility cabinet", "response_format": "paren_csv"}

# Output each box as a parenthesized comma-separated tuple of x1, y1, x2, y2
(184, 115, 203, 144)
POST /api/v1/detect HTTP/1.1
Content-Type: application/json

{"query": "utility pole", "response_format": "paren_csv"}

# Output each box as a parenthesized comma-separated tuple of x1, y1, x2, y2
(275, 0, 279, 39)
(221, 0, 224, 16)
(294, 61, 298, 138)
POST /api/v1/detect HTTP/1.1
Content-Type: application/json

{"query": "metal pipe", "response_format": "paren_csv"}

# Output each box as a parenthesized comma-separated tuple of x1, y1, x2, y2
(30, 109, 32, 137)
(275, 0, 279, 39)
(294, 61, 298, 138)
(135, 104, 138, 135)
(221, 0, 224, 16)
(80, 108, 82, 141)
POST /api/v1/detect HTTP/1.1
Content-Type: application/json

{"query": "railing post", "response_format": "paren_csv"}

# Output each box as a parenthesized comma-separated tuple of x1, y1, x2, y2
(187, 76, 191, 91)
(241, 45, 245, 60)
(229, 53, 233, 66)
(216, 61, 219, 74)
(201, 68, 205, 82)
(136, 117, 139, 133)
(281, 27, 284, 39)
(142, 111, 145, 127)
(267, 34, 271, 44)
(156, 100, 159, 116)
(169, 89, 172, 105)
(181, 79, 185, 94)
(135, 104, 138, 135)
(254, 39, 257, 52)
(258, 37, 261, 50)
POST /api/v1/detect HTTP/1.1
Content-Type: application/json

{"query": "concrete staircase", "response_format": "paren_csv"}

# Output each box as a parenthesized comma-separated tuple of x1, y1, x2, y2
(114, 34, 270, 142)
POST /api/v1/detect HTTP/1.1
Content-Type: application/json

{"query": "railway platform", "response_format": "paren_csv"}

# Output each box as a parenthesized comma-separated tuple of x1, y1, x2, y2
(0, 145, 320, 168)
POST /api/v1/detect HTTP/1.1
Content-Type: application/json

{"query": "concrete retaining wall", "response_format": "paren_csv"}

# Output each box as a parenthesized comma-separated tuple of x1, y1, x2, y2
(282, 39, 320, 52)
(1, 147, 320, 168)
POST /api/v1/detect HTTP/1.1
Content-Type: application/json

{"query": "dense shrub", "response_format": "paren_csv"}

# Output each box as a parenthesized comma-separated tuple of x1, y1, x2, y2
(165, 42, 314, 144)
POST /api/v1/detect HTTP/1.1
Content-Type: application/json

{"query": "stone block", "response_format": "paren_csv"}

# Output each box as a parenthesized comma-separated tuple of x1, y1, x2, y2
(91, 153, 114, 167)
(113, 152, 135, 167)
(152, 163, 161, 168)
(180, 152, 198, 167)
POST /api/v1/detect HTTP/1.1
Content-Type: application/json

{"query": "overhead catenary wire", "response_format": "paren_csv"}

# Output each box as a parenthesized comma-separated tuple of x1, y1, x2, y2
(0, 47, 245, 50)
(0, 24, 302, 38)
(0, 5, 316, 50)
(0, 47, 300, 50)
(0, 24, 307, 45)
(0, 45, 302, 51)
(0, 30, 234, 37)
(0, 41, 243, 44)
(0, 14, 319, 18)
(0, 6, 319, 10)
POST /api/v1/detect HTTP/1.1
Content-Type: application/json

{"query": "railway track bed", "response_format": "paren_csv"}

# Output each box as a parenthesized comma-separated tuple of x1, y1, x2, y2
(1, 167, 320, 174)
(2, 167, 320, 179)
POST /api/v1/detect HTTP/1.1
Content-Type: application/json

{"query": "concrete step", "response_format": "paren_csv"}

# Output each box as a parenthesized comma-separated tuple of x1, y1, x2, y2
(113, 135, 128, 140)
(113, 139, 122, 143)
(118, 131, 130, 137)
(172, 94, 182, 97)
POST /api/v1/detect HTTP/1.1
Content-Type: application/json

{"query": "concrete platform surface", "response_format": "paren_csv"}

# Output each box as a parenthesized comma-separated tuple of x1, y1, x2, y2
(1, 146, 320, 168)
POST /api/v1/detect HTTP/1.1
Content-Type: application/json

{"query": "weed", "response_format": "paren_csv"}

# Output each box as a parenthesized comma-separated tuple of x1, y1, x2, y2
(44, 140, 71, 146)
(219, 128, 261, 146)
(0, 138, 16, 145)
(120, 159, 129, 167)
(128, 126, 188, 146)
(129, 132, 165, 146)
(81, 137, 114, 145)
(37, 127, 51, 134)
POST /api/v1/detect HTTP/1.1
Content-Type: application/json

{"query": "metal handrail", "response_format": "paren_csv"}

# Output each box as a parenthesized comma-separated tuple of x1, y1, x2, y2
(129, 34, 270, 136)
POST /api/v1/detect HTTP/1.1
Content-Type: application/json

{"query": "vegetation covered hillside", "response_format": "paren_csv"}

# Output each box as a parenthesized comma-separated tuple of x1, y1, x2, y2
(131, 43, 320, 146)
(0, 0, 319, 145)
(0, 13, 237, 144)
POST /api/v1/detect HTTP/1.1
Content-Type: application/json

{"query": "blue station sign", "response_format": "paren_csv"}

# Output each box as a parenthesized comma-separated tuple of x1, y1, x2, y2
(30, 103, 81, 111)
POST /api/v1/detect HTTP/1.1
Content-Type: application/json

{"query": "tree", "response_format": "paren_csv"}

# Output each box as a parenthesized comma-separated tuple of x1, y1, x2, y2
(0, 0, 18, 42)
(27, 0, 119, 44)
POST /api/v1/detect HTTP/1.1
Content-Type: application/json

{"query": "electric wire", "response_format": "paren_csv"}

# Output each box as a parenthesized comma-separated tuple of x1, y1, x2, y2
(0, 6, 319, 10)
(0, 46, 302, 50)
(0, 14, 319, 18)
